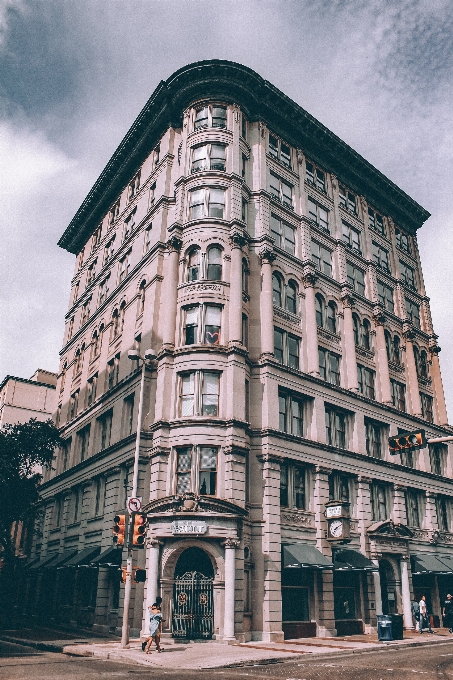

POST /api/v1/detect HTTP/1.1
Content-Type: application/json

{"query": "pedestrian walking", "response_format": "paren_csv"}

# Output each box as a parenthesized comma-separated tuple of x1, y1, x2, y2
(419, 595, 433, 634)
(443, 593, 453, 633)
(143, 604, 163, 654)
(412, 599, 420, 631)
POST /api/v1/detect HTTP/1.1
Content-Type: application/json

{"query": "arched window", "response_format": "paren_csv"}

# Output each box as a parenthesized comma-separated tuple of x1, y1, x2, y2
(112, 309, 120, 339)
(362, 319, 371, 350)
(315, 294, 324, 327)
(385, 330, 392, 362)
(419, 350, 429, 379)
(207, 246, 222, 281)
(74, 345, 84, 376)
(286, 282, 297, 315)
(326, 302, 336, 334)
(188, 248, 200, 282)
(137, 280, 146, 318)
(353, 314, 360, 345)
(272, 273, 282, 307)
(393, 335, 401, 365)
(119, 302, 126, 335)
(242, 259, 249, 295)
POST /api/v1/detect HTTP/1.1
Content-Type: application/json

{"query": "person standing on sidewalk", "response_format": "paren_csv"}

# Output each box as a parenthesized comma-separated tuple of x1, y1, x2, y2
(443, 593, 453, 633)
(144, 604, 163, 654)
(412, 599, 420, 631)
(419, 595, 433, 634)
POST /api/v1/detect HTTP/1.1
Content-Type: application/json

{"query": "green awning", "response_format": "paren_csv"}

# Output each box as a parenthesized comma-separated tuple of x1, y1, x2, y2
(282, 544, 333, 570)
(90, 545, 122, 567)
(28, 553, 60, 570)
(43, 550, 78, 569)
(412, 554, 453, 574)
(437, 555, 453, 572)
(333, 549, 378, 571)
(60, 546, 101, 568)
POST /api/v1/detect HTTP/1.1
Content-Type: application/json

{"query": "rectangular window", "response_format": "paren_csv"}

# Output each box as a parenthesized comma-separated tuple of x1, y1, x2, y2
(294, 465, 306, 509)
(107, 353, 120, 390)
(108, 200, 120, 225)
(242, 197, 247, 222)
(318, 347, 341, 386)
(81, 299, 91, 326)
(199, 447, 217, 495)
(176, 448, 192, 494)
(357, 365, 376, 399)
(405, 298, 421, 328)
(86, 374, 97, 407)
(123, 393, 135, 437)
(429, 444, 447, 476)
(311, 241, 332, 276)
(274, 327, 300, 369)
(241, 114, 247, 139)
(395, 227, 411, 254)
(329, 473, 350, 503)
(365, 420, 383, 459)
(342, 222, 361, 253)
(183, 304, 221, 345)
(123, 210, 136, 241)
(268, 134, 291, 169)
(420, 392, 434, 423)
(93, 477, 105, 517)
(67, 316, 74, 341)
(400, 261, 416, 289)
(278, 390, 304, 437)
(368, 208, 385, 236)
(184, 306, 199, 345)
(280, 462, 289, 507)
(270, 214, 296, 254)
(308, 197, 329, 231)
(201, 372, 219, 415)
(191, 143, 226, 172)
(104, 239, 115, 266)
(377, 281, 394, 313)
(204, 305, 221, 345)
(149, 182, 156, 208)
(98, 410, 113, 452)
(118, 252, 131, 283)
(144, 224, 152, 252)
(371, 483, 388, 522)
(69, 390, 79, 420)
(128, 172, 140, 201)
(405, 489, 421, 527)
(242, 314, 248, 348)
(61, 438, 71, 472)
(195, 105, 227, 129)
(98, 277, 109, 306)
(179, 371, 220, 417)
(346, 263, 365, 296)
(189, 187, 225, 220)
(390, 379, 406, 411)
(86, 261, 96, 286)
(305, 161, 326, 192)
(339, 185, 357, 214)
(437, 496, 450, 532)
(180, 373, 195, 416)
(91, 225, 102, 252)
(325, 407, 346, 449)
(372, 242, 390, 273)
(270, 172, 293, 209)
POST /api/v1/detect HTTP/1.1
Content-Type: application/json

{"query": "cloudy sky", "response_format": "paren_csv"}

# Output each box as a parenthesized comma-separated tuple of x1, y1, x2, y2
(1, 0, 452, 419)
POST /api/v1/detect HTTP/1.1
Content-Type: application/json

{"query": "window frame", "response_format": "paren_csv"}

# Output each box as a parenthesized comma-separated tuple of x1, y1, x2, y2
(278, 389, 304, 438)
(308, 197, 329, 232)
(346, 262, 365, 296)
(342, 222, 361, 254)
(269, 171, 293, 209)
(178, 370, 221, 418)
(305, 160, 326, 193)
(325, 406, 347, 449)
(365, 419, 384, 459)
(311, 240, 332, 276)
(268, 133, 292, 169)
(368, 207, 385, 236)
(372, 242, 391, 273)
(377, 281, 394, 314)
(270, 214, 296, 254)
(274, 327, 300, 370)
(339, 185, 357, 215)
(390, 379, 406, 411)
(191, 142, 227, 173)
(188, 187, 226, 220)
(357, 364, 376, 399)
(194, 104, 227, 130)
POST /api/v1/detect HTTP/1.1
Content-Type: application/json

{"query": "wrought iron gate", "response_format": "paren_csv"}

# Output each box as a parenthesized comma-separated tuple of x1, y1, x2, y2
(172, 571, 214, 639)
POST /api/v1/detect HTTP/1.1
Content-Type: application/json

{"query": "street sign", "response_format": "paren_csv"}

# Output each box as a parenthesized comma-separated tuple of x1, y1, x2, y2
(127, 496, 142, 513)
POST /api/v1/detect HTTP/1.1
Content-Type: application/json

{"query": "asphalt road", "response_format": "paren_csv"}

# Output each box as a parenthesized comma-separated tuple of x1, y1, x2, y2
(1, 639, 453, 679)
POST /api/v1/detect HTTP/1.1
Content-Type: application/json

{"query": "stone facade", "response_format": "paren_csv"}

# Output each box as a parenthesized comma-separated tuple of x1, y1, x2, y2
(23, 61, 453, 641)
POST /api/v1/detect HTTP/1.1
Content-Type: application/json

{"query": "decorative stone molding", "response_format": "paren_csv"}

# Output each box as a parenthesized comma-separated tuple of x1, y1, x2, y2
(166, 234, 183, 253)
(296, 149, 304, 165)
(341, 288, 355, 308)
(259, 121, 266, 138)
(430, 530, 441, 545)
(429, 335, 441, 355)
(145, 537, 163, 549)
(257, 452, 284, 467)
(273, 306, 301, 325)
(222, 538, 240, 549)
(317, 327, 341, 345)
(417, 376, 432, 387)
(315, 464, 332, 476)
(281, 511, 315, 527)
(411, 529, 431, 541)
(356, 346, 375, 360)
(402, 322, 416, 341)
(259, 245, 276, 264)
(373, 305, 386, 326)
(388, 360, 405, 374)
(302, 271, 317, 288)
(229, 229, 248, 249)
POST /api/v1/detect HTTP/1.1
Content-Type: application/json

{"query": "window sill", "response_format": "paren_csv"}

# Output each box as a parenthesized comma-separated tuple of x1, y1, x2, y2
(66, 522, 81, 529)
(87, 515, 104, 523)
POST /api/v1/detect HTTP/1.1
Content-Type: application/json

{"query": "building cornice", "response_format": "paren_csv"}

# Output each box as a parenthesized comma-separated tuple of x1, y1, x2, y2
(58, 60, 430, 255)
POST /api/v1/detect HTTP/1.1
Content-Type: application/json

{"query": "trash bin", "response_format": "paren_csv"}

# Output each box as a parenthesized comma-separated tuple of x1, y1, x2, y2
(377, 614, 393, 641)
(390, 613, 404, 640)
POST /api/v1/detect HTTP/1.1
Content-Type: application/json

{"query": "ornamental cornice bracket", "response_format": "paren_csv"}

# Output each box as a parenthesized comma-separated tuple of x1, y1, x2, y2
(429, 335, 441, 355)
(341, 286, 355, 308)
(402, 321, 416, 341)
(222, 537, 240, 549)
(259, 245, 276, 264)
(257, 452, 284, 466)
(166, 233, 183, 253)
(229, 228, 248, 250)
(296, 149, 304, 165)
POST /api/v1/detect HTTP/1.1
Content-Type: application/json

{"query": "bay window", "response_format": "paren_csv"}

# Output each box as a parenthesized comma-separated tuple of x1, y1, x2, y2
(179, 371, 220, 417)
(174, 446, 218, 497)
(191, 143, 226, 172)
(189, 187, 225, 219)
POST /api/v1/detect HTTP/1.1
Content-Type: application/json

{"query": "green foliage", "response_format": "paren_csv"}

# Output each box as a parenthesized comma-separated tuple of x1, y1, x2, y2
(0, 419, 63, 558)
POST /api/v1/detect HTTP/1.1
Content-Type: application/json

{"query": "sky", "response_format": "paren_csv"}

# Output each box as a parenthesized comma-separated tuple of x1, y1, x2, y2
(0, 0, 452, 419)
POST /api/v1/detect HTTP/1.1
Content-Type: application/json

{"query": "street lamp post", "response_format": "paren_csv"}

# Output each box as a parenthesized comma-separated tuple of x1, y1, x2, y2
(121, 348, 156, 649)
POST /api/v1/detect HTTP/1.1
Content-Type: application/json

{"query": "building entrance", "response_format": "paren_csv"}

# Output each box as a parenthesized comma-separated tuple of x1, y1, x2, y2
(379, 559, 397, 614)
(172, 547, 214, 639)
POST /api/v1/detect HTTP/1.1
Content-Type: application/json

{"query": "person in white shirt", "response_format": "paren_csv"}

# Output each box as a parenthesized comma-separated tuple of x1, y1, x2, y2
(419, 595, 433, 634)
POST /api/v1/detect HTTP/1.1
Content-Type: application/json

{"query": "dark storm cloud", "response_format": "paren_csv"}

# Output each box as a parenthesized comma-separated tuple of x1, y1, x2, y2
(1, 0, 452, 419)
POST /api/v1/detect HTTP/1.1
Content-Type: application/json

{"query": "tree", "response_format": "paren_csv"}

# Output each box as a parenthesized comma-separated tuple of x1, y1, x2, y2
(0, 418, 63, 560)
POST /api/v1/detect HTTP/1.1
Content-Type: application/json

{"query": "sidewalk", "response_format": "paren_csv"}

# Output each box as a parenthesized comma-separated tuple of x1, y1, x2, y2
(2, 626, 453, 668)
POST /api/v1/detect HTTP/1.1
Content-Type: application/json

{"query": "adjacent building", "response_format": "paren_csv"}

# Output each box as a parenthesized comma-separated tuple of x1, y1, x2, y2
(24, 60, 453, 641)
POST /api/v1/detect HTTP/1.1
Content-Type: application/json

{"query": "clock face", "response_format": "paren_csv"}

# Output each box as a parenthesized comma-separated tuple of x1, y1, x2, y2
(329, 519, 343, 538)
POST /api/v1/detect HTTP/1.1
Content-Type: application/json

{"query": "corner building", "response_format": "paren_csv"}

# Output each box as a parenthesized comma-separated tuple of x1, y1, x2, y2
(32, 61, 453, 641)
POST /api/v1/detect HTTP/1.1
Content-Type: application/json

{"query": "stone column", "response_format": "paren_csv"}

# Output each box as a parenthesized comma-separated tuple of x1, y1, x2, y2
(229, 231, 247, 345)
(314, 465, 336, 637)
(356, 476, 373, 555)
(371, 553, 383, 616)
(429, 339, 449, 426)
(223, 538, 239, 640)
(162, 233, 182, 349)
(259, 244, 276, 358)
(141, 538, 162, 636)
(341, 290, 359, 392)
(400, 556, 414, 629)
(303, 267, 320, 376)
(425, 491, 439, 532)
(373, 307, 392, 405)
(403, 327, 422, 417)
(260, 453, 284, 642)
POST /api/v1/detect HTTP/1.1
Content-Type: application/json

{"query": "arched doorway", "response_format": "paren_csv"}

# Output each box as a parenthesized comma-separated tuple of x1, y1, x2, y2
(379, 559, 397, 614)
(172, 547, 214, 640)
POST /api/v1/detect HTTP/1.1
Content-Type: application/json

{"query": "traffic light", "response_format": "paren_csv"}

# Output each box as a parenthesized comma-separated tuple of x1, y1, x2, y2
(388, 429, 427, 455)
(131, 512, 147, 548)
(112, 514, 126, 546)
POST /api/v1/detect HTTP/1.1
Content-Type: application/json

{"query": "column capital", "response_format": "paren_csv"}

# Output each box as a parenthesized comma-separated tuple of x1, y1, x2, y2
(315, 465, 332, 476)
(257, 452, 284, 467)
(341, 287, 355, 308)
(359, 195, 368, 211)
(394, 483, 407, 491)
(330, 173, 338, 190)
(402, 322, 416, 341)
(229, 229, 248, 250)
(357, 475, 373, 485)
(371, 551, 383, 560)
(296, 149, 304, 165)
(222, 538, 240, 549)
(302, 263, 317, 288)
(429, 335, 441, 355)
(373, 305, 386, 326)
(259, 245, 276, 264)
(166, 234, 183, 253)
(400, 554, 411, 562)
(145, 537, 163, 549)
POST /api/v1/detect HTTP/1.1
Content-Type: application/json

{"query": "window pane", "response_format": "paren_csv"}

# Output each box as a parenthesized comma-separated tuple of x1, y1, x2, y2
(329, 354, 340, 386)
(319, 207, 328, 231)
(318, 347, 327, 380)
(208, 188, 225, 218)
(308, 197, 317, 222)
(270, 215, 282, 247)
(212, 106, 226, 127)
(269, 134, 278, 159)
(202, 372, 219, 416)
(279, 394, 287, 431)
(286, 284, 297, 314)
(288, 335, 299, 369)
(272, 274, 282, 306)
(294, 466, 305, 508)
(280, 143, 291, 168)
(284, 224, 295, 254)
(205, 305, 221, 344)
(192, 145, 207, 171)
(274, 328, 284, 363)
(195, 107, 208, 128)
(210, 144, 226, 171)
(282, 180, 292, 208)
(190, 189, 205, 218)
(280, 463, 288, 506)
(306, 161, 315, 184)
(291, 398, 303, 437)
(270, 173, 280, 200)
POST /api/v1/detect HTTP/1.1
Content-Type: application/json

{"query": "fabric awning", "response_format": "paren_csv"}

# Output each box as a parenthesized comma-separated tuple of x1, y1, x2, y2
(28, 553, 60, 570)
(282, 543, 333, 569)
(60, 546, 101, 568)
(437, 555, 453, 572)
(333, 549, 378, 571)
(90, 545, 123, 567)
(43, 550, 78, 569)
(411, 554, 453, 574)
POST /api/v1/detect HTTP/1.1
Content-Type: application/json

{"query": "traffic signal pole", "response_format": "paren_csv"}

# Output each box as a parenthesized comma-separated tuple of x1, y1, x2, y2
(121, 356, 147, 649)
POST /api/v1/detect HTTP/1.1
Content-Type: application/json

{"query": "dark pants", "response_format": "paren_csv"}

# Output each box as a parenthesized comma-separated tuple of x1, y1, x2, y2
(420, 613, 432, 632)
